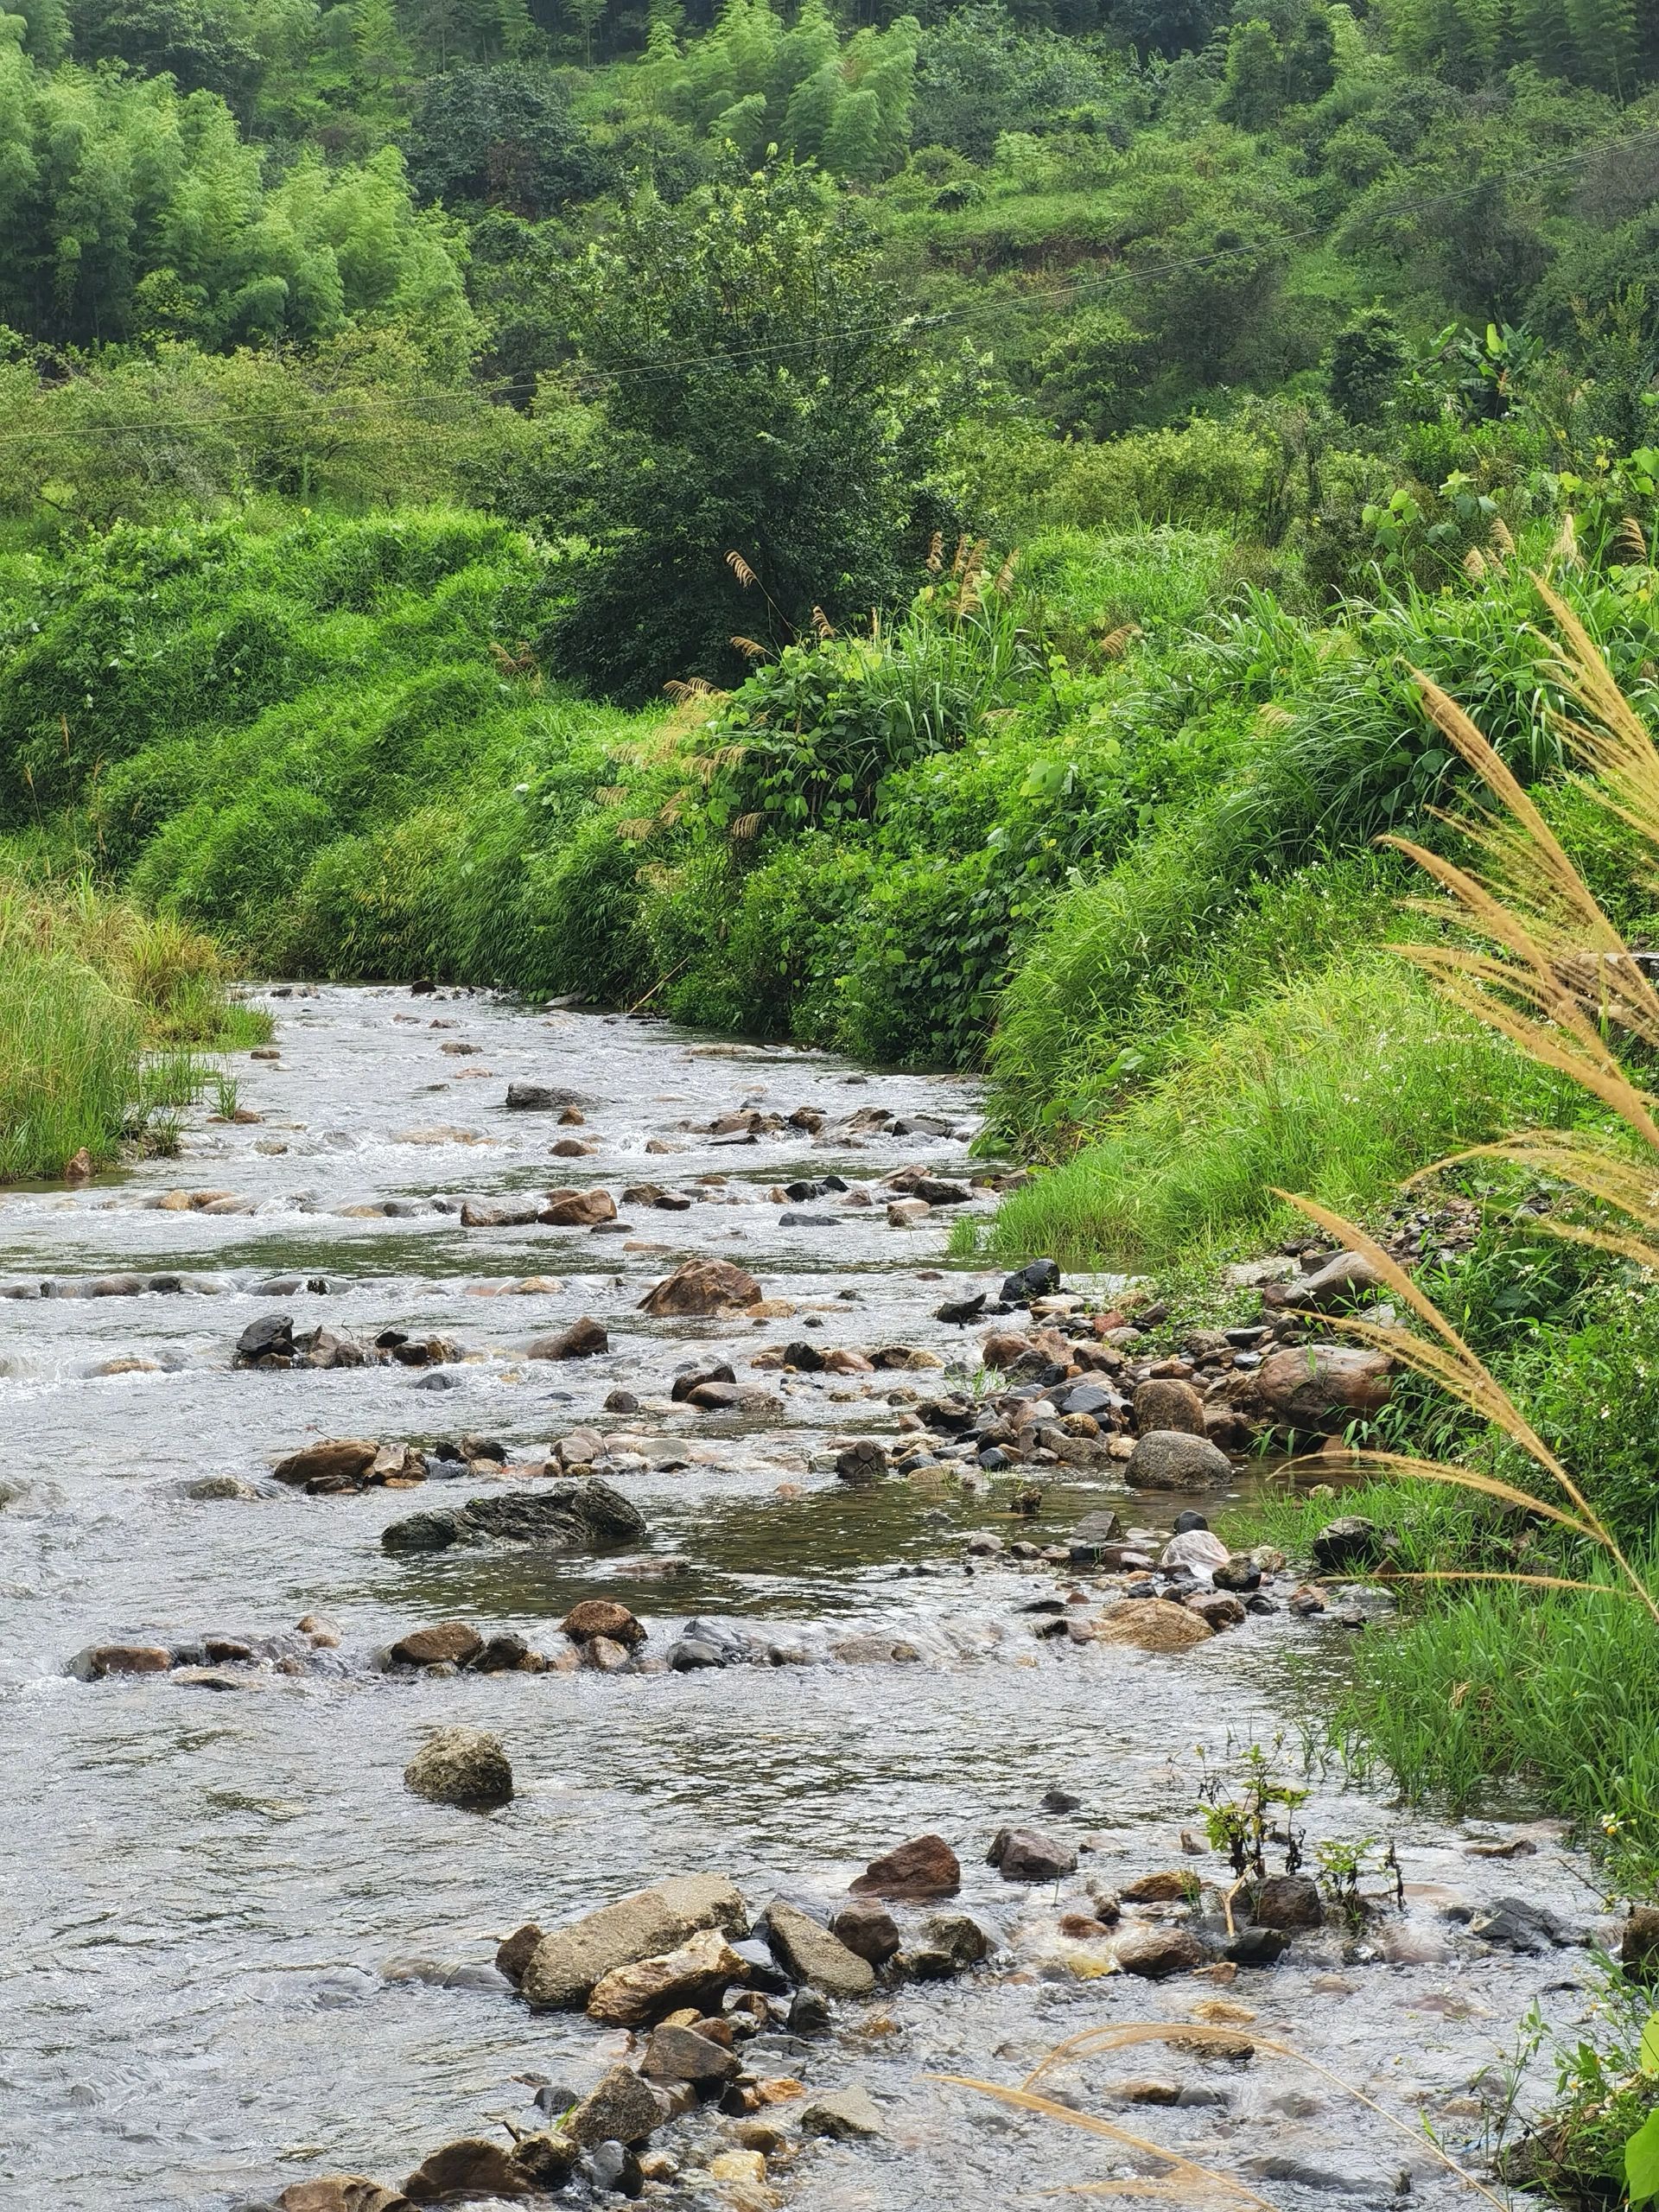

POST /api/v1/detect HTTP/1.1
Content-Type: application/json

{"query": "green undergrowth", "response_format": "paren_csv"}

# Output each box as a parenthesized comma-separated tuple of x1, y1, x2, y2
(0, 874, 266, 1181)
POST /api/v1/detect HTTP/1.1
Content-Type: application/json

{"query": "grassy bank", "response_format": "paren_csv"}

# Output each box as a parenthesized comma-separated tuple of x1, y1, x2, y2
(0, 876, 266, 1182)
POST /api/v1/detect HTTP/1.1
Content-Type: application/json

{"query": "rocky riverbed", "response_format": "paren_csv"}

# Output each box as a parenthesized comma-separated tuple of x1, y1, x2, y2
(0, 985, 1611, 2211)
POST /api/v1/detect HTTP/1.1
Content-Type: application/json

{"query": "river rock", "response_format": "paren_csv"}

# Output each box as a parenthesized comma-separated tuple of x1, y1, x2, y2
(1311, 1515, 1389, 1572)
(520, 1874, 747, 2010)
(588, 1927, 747, 2024)
(389, 1622, 483, 1669)
(849, 1833, 961, 1903)
(988, 1827, 1077, 1881)
(563, 1599, 645, 1649)
(528, 1316, 608, 1359)
(1133, 1378, 1206, 1435)
(1252, 1875, 1323, 1930)
(1124, 1432, 1234, 1491)
(272, 1439, 379, 1490)
(1092, 1599, 1215, 1654)
(1256, 1344, 1394, 1431)
(764, 1900, 876, 1998)
(505, 1084, 588, 1111)
(1001, 1259, 1060, 1304)
(68, 1643, 172, 1680)
(639, 1259, 763, 1316)
(280, 2183, 410, 2212)
(404, 2139, 532, 2202)
(1263, 1249, 1386, 1311)
(563, 2064, 664, 2147)
(496, 1923, 543, 1985)
(835, 1438, 888, 1485)
(235, 1313, 294, 1363)
(830, 1901, 901, 1964)
(404, 1726, 513, 1808)
(541, 1188, 616, 1227)
(800, 2086, 885, 2139)
(1114, 1925, 1205, 1978)
(460, 1199, 541, 1228)
(382, 1480, 645, 1556)
(1623, 1906, 1659, 1980)
(641, 2024, 741, 2086)
(899, 1910, 994, 1979)
(1185, 1590, 1247, 1630)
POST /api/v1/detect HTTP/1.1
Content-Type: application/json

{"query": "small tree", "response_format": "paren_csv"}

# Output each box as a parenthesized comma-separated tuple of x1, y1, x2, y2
(541, 163, 945, 702)
(1328, 304, 1408, 424)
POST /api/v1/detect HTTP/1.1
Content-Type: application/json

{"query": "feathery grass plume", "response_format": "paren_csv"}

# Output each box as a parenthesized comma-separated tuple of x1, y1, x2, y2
(1272, 582, 1659, 1622)
(1098, 622, 1141, 661)
(1463, 545, 1488, 582)
(1550, 511, 1580, 569)
(939, 2020, 1508, 2208)
(993, 550, 1020, 596)
(730, 811, 764, 841)
(726, 550, 759, 589)
(948, 531, 972, 581)
(731, 635, 770, 661)
(810, 605, 836, 641)
(925, 530, 944, 574)
(1489, 515, 1516, 560)
(1611, 515, 1648, 567)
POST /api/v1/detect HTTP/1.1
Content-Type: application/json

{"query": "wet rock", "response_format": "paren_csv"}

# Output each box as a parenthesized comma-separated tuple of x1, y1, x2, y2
(1133, 1378, 1206, 1435)
(236, 1313, 295, 1363)
(800, 2087, 884, 2140)
(541, 1187, 617, 1228)
(1253, 1875, 1324, 1930)
(671, 1359, 736, 1402)
(935, 1293, 987, 1325)
(69, 1643, 172, 1680)
(830, 1902, 901, 1965)
(1213, 1556, 1263, 1593)
(765, 1901, 876, 1999)
(988, 1828, 1077, 1882)
(1124, 1432, 1234, 1491)
(272, 1439, 379, 1490)
(887, 1198, 931, 1227)
(460, 1200, 540, 1229)
(1224, 1927, 1290, 1967)
(1263, 1249, 1386, 1312)
(578, 2141, 642, 2193)
(1001, 1260, 1060, 1305)
(404, 1726, 513, 1808)
(731, 1936, 791, 1993)
(563, 1599, 645, 1649)
(382, 1480, 645, 1557)
(899, 1912, 993, 1980)
(580, 1634, 632, 1673)
(279, 2183, 410, 2212)
(1121, 1872, 1196, 1904)
(639, 1260, 763, 1317)
(1185, 1591, 1247, 1630)
(835, 1439, 888, 1485)
(1093, 1599, 1215, 1654)
(1114, 1926, 1205, 1979)
(641, 2024, 741, 2087)
(588, 1928, 748, 2024)
(849, 1833, 961, 1903)
(389, 1623, 483, 1669)
(787, 1987, 831, 2035)
(495, 1923, 543, 1986)
(1311, 1516, 1389, 1573)
(527, 1316, 608, 1360)
(188, 1473, 257, 1501)
(563, 2064, 664, 2147)
(1256, 1344, 1393, 1432)
(520, 1874, 747, 2010)
(403, 2138, 532, 2202)
(505, 1084, 589, 1111)
(512, 2135, 580, 2187)
(1459, 1897, 1577, 1952)
(909, 1178, 970, 1205)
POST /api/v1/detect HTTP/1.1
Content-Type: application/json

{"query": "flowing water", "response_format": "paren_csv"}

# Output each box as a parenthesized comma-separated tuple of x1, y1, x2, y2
(0, 986, 1605, 2211)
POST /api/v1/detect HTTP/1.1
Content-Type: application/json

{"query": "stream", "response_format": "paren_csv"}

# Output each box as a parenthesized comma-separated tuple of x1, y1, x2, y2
(0, 984, 1608, 2211)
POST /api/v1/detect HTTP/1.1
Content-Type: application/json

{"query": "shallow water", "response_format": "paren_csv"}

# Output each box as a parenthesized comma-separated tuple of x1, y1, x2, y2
(0, 986, 1603, 2210)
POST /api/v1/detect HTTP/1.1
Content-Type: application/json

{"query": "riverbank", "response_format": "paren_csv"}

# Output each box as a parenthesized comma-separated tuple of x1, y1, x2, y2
(0, 982, 1611, 2211)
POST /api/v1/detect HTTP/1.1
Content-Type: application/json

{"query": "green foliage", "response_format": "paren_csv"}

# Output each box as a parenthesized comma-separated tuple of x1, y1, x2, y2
(405, 63, 598, 216)
(540, 164, 945, 702)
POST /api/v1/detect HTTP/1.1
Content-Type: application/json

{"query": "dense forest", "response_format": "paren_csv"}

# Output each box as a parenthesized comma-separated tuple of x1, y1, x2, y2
(6, 0, 1659, 2196)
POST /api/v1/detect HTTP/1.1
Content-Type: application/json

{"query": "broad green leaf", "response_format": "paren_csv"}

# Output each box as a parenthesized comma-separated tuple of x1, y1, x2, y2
(1640, 2012, 1659, 2076)
(1625, 2107, 1659, 2205)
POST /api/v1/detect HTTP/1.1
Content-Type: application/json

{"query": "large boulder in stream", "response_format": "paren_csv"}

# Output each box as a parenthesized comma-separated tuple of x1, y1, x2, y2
(639, 1259, 762, 1317)
(404, 1726, 514, 1808)
(1256, 1344, 1394, 1431)
(520, 1873, 747, 2011)
(380, 1479, 645, 1556)
(1124, 1431, 1234, 1491)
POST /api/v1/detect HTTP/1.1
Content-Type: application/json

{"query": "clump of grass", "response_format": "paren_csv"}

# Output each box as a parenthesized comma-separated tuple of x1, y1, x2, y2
(0, 874, 250, 1180)
(975, 950, 1575, 1270)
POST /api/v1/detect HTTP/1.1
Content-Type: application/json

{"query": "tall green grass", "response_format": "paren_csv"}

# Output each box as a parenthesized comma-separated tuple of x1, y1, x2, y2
(0, 876, 258, 1180)
(972, 950, 1578, 1269)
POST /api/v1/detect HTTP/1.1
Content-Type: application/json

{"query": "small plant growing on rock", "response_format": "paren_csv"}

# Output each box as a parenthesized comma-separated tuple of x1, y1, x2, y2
(1197, 1740, 1308, 1881)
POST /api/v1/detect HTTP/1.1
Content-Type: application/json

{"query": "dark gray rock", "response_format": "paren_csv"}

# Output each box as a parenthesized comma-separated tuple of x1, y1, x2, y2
(381, 1479, 645, 1556)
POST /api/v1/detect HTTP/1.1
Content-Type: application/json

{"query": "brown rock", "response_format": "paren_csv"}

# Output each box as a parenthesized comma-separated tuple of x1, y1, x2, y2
(1120, 1871, 1197, 1904)
(831, 1901, 901, 1964)
(1123, 1431, 1235, 1491)
(562, 1599, 645, 1649)
(849, 1833, 961, 1903)
(1263, 1249, 1387, 1312)
(563, 2064, 664, 2147)
(404, 2139, 531, 2202)
(639, 1259, 763, 1317)
(588, 1927, 747, 2025)
(495, 1923, 543, 1986)
(63, 1147, 94, 1183)
(1623, 1906, 1659, 1981)
(540, 1187, 617, 1227)
(75, 1643, 172, 1678)
(1114, 1925, 1205, 1978)
(641, 2024, 741, 2085)
(521, 1873, 747, 2010)
(387, 1622, 483, 1669)
(272, 1439, 378, 1489)
(1092, 1599, 1215, 1655)
(1256, 1344, 1394, 1432)
(279, 2183, 410, 2212)
(527, 1316, 608, 1360)
(1252, 1874, 1324, 1930)
(1132, 1378, 1205, 1435)
(765, 1900, 876, 1997)
(1185, 1590, 1247, 1630)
